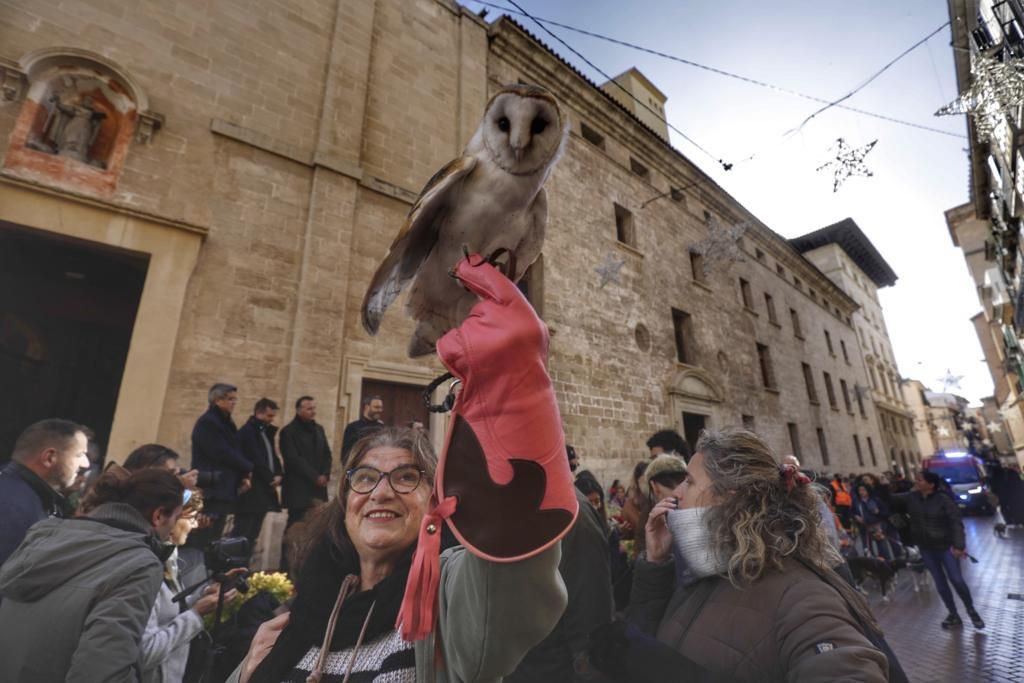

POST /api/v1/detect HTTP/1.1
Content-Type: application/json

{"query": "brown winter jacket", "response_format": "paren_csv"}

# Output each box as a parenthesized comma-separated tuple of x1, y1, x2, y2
(628, 556, 889, 682)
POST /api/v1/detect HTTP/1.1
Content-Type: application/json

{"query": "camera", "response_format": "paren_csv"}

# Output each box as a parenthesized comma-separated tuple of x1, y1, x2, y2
(205, 537, 251, 592)
(196, 470, 223, 489)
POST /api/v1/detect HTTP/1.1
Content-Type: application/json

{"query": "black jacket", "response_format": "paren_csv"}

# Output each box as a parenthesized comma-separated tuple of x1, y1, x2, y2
(0, 462, 71, 568)
(891, 490, 965, 550)
(191, 406, 252, 504)
(340, 416, 384, 465)
(279, 418, 332, 509)
(236, 417, 283, 514)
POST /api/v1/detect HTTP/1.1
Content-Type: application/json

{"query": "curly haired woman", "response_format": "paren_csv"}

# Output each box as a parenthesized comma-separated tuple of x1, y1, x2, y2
(628, 427, 892, 682)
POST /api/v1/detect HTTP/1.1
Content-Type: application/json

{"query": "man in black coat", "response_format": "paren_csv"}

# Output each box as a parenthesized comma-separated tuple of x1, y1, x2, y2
(340, 395, 384, 466)
(190, 383, 253, 546)
(279, 395, 332, 569)
(0, 419, 89, 567)
(232, 398, 283, 557)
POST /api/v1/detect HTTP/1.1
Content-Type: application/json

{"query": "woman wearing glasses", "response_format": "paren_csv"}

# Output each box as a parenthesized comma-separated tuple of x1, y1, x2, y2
(233, 426, 566, 683)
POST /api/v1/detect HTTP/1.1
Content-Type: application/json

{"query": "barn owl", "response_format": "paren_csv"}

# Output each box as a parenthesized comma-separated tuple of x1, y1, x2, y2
(361, 83, 570, 357)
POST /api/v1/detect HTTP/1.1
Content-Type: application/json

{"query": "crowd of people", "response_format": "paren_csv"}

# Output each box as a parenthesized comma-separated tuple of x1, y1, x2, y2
(0, 382, 1004, 682)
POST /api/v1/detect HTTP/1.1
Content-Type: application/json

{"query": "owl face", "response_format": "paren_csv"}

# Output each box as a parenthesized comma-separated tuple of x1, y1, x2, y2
(481, 87, 567, 176)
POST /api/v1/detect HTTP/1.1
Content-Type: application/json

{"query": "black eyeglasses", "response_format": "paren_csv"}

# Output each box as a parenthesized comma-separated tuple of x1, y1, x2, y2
(346, 464, 425, 494)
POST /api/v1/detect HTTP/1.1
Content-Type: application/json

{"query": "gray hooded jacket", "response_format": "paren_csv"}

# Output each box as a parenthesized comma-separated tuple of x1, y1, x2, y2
(0, 502, 164, 683)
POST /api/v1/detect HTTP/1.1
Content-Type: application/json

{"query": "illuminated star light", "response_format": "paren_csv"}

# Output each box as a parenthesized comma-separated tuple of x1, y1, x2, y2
(595, 253, 625, 288)
(816, 138, 878, 192)
(986, 421, 1003, 434)
(938, 369, 964, 392)
(937, 426, 951, 438)
(935, 54, 1024, 142)
(691, 215, 748, 277)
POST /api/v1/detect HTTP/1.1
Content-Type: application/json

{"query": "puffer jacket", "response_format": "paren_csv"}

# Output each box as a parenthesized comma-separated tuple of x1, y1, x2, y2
(891, 490, 965, 550)
(628, 557, 889, 682)
(0, 503, 164, 683)
(139, 549, 205, 683)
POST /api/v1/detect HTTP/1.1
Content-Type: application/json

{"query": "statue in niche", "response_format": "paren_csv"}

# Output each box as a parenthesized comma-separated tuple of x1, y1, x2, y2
(27, 77, 108, 168)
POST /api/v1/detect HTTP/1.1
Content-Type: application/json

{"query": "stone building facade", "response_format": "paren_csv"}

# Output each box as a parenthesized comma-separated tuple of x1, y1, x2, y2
(1, 0, 898, 486)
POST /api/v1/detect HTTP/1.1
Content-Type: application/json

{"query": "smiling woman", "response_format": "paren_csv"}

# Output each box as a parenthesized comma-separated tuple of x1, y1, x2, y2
(233, 427, 566, 683)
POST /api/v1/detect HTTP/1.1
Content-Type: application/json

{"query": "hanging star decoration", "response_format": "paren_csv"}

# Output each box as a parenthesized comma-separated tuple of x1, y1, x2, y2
(935, 54, 1024, 143)
(937, 426, 951, 438)
(816, 138, 878, 192)
(690, 214, 748, 278)
(986, 420, 1003, 434)
(938, 369, 964, 392)
(594, 253, 626, 289)
(854, 383, 872, 401)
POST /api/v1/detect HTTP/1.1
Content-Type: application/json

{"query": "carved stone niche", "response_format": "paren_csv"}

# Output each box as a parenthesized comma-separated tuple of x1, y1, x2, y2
(4, 48, 162, 196)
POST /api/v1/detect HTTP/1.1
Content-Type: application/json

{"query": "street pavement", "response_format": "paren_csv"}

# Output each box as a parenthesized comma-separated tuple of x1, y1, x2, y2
(865, 515, 1024, 683)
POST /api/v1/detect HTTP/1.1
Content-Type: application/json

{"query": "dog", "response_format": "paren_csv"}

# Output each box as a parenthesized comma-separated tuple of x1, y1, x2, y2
(994, 522, 1007, 538)
(847, 555, 898, 601)
(900, 547, 931, 593)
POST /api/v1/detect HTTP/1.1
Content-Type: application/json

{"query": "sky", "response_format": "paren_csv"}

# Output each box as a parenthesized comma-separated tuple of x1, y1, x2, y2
(465, 0, 992, 404)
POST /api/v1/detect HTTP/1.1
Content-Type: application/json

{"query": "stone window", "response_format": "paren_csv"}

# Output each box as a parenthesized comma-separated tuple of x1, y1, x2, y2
(856, 385, 866, 417)
(840, 339, 850, 364)
(756, 343, 776, 390)
(824, 329, 834, 355)
(809, 288, 817, 302)
(853, 435, 864, 467)
(787, 422, 802, 458)
(794, 277, 803, 291)
(580, 122, 605, 149)
(614, 203, 635, 247)
(764, 293, 778, 325)
(672, 308, 693, 364)
(742, 414, 756, 431)
(776, 264, 786, 278)
(823, 371, 838, 410)
(755, 248, 765, 262)
(802, 363, 819, 404)
(840, 379, 852, 413)
(867, 437, 878, 467)
(817, 428, 830, 466)
(790, 308, 803, 339)
(630, 157, 649, 179)
(670, 186, 686, 202)
(634, 323, 651, 352)
(739, 278, 754, 310)
(689, 251, 705, 284)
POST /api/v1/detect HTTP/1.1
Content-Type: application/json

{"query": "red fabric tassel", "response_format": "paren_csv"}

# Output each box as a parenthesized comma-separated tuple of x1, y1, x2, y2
(397, 495, 458, 641)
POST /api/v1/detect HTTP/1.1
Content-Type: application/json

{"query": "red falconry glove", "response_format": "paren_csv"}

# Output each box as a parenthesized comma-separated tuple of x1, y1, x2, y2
(397, 255, 578, 641)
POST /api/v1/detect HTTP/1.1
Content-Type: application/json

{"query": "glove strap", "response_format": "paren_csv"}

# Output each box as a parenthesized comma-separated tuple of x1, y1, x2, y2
(397, 495, 458, 640)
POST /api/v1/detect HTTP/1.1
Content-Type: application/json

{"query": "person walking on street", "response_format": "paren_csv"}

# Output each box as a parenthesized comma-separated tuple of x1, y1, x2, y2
(0, 418, 90, 568)
(893, 470, 984, 630)
(831, 474, 854, 531)
(279, 395, 332, 569)
(340, 395, 384, 465)
(234, 398, 283, 556)
(190, 383, 253, 546)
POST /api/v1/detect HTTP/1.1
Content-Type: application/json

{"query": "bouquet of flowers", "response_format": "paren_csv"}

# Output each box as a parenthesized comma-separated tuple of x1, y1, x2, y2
(203, 571, 294, 629)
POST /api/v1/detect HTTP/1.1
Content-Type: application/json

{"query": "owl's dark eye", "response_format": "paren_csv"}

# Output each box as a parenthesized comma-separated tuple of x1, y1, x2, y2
(497, 117, 510, 132)
(530, 117, 548, 135)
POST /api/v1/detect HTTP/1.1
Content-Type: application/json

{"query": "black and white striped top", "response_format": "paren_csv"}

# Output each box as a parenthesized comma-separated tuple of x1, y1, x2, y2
(282, 630, 415, 682)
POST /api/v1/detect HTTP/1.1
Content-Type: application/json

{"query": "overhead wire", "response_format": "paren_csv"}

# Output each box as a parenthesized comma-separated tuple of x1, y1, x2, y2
(469, 0, 965, 140)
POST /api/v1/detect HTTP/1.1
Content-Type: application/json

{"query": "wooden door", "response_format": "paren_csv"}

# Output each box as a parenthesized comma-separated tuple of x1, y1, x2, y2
(360, 379, 430, 432)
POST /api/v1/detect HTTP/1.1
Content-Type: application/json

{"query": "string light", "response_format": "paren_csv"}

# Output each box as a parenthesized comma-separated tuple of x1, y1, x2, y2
(938, 368, 964, 391)
(690, 215, 747, 277)
(594, 253, 626, 288)
(935, 54, 1024, 142)
(816, 138, 878, 192)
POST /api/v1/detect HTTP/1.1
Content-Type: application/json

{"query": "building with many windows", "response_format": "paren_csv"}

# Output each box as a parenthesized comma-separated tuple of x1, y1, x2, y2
(0, 0, 904, 485)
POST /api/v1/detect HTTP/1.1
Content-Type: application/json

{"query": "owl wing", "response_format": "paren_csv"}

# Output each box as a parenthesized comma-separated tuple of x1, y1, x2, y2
(361, 156, 478, 335)
(511, 187, 548, 280)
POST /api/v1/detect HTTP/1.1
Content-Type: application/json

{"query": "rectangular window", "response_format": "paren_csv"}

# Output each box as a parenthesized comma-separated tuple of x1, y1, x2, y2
(817, 428, 830, 466)
(764, 293, 778, 325)
(580, 122, 605, 149)
(742, 415, 756, 431)
(690, 251, 705, 284)
(756, 343, 776, 389)
(755, 248, 765, 262)
(672, 308, 692, 364)
(855, 385, 866, 417)
(788, 422, 802, 458)
(790, 308, 803, 338)
(776, 264, 786, 278)
(867, 436, 877, 467)
(809, 289, 817, 302)
(840, 339, 850, 363)
(802, 363, 818, 403)
(630, 157, 649, 179)
(794, 277, 803, 291)
(739, 278, 754, 309)
(670, 187, 685, 202)
(840, 379, 853, 413)
(824, 330, 834, 355)
(614, 203, 635, 247)
(823, 371, 837, 410)
(853, 435, 864, 467)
